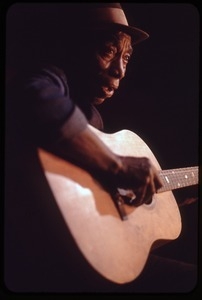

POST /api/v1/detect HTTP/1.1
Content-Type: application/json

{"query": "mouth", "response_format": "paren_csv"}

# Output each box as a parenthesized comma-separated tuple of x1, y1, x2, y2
(102, 86, 114, 98)
(102, 83, 118, 98)
(92, 86, 115, 105)
(91, 80, 119, 105)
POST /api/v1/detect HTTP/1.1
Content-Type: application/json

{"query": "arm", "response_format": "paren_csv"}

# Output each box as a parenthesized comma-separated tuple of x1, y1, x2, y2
(21, 66, 162, 206)
(48, 106, 162, 206)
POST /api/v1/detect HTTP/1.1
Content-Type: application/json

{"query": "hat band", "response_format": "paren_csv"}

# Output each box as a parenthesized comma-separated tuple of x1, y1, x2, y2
(93, 8, 129, 26)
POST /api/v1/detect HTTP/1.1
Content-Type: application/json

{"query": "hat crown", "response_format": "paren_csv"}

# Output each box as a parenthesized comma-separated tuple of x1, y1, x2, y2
(87, 6, 128, 27)
(84, 3, 128, 26)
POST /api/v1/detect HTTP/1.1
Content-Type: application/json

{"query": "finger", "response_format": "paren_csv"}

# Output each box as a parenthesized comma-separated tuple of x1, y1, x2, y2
(132, 167, 159, 206)
(136, 174, 156, 205)
(143, 182, 154, 204)
(148, 169, 156, 194)
(154, 173, 163, 191)
(150, 165, 163, 191)
(133, 181, 148, 206)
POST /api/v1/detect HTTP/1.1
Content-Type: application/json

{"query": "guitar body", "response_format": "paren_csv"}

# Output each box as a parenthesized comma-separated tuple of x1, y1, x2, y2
(38, 125, 182, 284)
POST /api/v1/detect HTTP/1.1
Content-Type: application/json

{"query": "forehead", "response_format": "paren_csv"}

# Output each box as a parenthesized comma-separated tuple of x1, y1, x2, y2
(94, 30, 133, 51)
(108, 32, 132, 48)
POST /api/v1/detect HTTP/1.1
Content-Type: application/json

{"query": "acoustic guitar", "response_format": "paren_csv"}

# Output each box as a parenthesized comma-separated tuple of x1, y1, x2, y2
(38, 125, 198, 284)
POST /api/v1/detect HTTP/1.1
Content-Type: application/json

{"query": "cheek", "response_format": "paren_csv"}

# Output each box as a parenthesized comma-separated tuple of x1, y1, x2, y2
(94, 55, 108, 72)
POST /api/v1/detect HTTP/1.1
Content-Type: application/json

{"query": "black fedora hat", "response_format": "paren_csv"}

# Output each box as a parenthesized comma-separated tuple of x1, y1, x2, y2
(82, 3, 149, 45)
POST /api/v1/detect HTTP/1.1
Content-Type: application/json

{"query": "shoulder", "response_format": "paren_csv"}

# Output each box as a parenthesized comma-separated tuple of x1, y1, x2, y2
(24, 65, 69, 96)
(42, 65, 68, 87)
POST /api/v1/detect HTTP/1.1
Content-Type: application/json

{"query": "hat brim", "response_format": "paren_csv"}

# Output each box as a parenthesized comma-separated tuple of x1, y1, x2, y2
(88, 22, 149, 45)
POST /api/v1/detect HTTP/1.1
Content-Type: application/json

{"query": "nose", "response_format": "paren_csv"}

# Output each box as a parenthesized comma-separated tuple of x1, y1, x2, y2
(109, 57, 125, 79)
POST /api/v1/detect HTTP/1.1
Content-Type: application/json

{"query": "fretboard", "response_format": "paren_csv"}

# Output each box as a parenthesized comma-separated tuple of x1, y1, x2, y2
(157, 166, 198, 193)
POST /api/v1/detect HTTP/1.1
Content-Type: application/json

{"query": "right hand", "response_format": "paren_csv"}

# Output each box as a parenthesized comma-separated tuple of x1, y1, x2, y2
(107, 156, 163, 206)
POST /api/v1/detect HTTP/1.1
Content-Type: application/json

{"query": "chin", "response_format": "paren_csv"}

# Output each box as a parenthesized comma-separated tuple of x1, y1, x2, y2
(93, 97, 106, 105)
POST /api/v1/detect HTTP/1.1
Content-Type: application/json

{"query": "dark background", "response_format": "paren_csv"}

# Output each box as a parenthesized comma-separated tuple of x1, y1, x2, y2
(5, 2, 199, 269)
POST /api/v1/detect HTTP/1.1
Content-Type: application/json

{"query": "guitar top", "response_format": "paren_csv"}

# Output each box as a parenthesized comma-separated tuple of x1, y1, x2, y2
(38, 125, 198, 284)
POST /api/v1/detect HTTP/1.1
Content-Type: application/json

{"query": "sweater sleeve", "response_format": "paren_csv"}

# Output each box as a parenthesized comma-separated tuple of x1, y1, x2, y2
(22, 66, 88, 146)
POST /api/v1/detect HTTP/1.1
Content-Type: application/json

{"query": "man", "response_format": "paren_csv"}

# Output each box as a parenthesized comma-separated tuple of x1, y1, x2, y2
(5, 3, 197, 293)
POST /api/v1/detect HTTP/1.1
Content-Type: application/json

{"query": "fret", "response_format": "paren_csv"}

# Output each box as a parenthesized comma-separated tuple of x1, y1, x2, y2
(157, 167, 198, 193)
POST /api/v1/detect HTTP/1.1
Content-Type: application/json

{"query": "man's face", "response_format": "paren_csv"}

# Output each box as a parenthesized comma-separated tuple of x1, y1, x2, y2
(86, 31, 133, 105)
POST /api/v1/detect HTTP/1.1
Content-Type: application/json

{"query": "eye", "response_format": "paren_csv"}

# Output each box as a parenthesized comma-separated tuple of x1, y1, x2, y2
(123, 53, 131, 63)
(102, 45, 116, 58)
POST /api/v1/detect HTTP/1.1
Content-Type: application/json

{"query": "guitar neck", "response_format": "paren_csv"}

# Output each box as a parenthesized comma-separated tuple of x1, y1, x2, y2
(157, 166, 198, 193)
